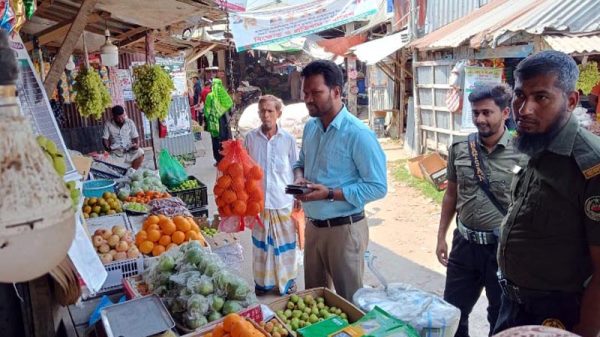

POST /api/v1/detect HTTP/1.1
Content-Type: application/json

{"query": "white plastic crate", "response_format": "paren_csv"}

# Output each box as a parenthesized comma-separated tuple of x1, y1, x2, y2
(98, 257, 144, 294)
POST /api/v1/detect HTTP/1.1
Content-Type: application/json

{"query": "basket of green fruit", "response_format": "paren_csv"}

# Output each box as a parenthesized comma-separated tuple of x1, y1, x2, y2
(123, 202, 150, 215)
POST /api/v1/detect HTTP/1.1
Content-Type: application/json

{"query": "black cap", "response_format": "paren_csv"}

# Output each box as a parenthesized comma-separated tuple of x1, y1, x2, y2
(111, 105, 125, 115)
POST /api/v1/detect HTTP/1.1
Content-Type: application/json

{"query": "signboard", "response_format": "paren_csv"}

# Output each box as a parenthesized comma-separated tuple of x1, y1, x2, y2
(165, 96, 192, 137)
(215, 0, 246, 11)
(230, 0, 378, 51)
(116, 69, 134, 101)
(461, 66, 504, 131)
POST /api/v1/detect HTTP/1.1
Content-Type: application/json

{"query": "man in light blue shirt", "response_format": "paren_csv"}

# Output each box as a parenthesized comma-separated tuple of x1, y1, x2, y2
(293, 60, 387, 301)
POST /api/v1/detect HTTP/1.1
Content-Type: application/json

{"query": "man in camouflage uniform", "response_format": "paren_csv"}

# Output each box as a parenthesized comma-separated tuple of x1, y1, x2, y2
(494, 51, 600, 337)
(437, 84, 521, 337)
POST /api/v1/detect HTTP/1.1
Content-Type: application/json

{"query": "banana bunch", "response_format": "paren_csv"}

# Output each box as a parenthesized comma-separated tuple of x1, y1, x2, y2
(36, 135, 80, 209)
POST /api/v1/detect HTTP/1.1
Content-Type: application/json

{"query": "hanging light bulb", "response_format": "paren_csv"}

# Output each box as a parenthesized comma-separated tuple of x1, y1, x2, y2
(65, 55, 76, 71)
(206, 51, 214, 67)
(100, 26, 119, 67)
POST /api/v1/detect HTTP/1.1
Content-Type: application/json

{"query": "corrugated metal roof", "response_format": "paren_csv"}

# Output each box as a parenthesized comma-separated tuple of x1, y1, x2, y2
(412, 0, 600, 50)
(543, 34, 600, 54)
(422, 0, 490, 35)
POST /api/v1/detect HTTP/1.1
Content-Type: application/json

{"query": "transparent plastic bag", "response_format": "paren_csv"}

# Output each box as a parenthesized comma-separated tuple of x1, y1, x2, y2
(214, 140, 265, 232)
(353, 252, 460, 337)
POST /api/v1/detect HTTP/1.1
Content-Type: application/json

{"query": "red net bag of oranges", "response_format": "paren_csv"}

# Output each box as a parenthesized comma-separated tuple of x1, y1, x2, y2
(214, 139, 264, 232)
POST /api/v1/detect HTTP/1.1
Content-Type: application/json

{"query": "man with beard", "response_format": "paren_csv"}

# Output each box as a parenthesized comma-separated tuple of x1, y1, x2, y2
(292, 60, 387, 301)
(494, 51, 600, 336)
(102, 105, 144, 169)
(436, 84, 521, 337)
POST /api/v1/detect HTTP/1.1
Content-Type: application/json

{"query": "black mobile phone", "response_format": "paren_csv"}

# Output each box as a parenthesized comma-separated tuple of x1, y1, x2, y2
(285, 184, 312, 195)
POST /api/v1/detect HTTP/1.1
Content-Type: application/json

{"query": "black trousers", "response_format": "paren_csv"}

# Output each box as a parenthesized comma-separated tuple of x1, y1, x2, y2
(493, 291, 581, 333)
(210, 114, 232, 163)
(444, 229, 502, 337)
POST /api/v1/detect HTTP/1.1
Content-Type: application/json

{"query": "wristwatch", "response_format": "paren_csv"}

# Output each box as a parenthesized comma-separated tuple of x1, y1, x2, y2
(327, 188, 334, 202)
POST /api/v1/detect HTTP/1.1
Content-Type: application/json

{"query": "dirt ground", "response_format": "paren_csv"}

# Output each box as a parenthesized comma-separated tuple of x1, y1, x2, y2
(180, 134, 490, 337)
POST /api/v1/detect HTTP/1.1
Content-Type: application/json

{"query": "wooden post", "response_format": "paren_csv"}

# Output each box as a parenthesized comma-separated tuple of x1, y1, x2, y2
(399, 50, 407, 138)
(217, 50, 227, 88)
(145, 30, 160, 169)
(43, 0, 99, 97)
(345, 23, 357, 115)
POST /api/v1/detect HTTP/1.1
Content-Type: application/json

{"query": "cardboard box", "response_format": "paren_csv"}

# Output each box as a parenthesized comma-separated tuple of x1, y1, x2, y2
(418, 153, 448, 191)
(72, 155, 93, 180)
(267, 288, 365, 324)
(407, 155, 426, 179)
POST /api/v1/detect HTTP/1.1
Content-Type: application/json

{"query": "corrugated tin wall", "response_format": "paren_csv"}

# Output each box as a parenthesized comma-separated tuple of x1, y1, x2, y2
(421, 0, 490, 35)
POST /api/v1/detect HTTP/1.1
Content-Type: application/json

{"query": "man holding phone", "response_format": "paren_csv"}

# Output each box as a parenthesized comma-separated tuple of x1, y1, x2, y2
(293, 60, 387, 301)
(102, 105, 144, 169)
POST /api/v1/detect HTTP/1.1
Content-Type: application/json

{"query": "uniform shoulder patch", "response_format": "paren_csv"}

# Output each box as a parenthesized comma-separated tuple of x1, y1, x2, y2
(541, 318, 566, 329)
(585, 197, 600, 222)
(573, 130, 600, 179)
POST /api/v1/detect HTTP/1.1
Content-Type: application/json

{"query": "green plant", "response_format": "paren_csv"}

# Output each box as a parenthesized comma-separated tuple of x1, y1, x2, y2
(132, 64, 175, 120)
(577, 61, 600, 95)
(73, 68, 111, 120)
(392, 160, 444, 204)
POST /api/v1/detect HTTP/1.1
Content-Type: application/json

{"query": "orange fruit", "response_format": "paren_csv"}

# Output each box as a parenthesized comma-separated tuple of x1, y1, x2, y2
(216, 175, 232, 189)
(232, 200, 247, 216)
(217, 157, 233, 173)
(216, 197, 226, 208)
(152, 244, 166, 257)
(147, 229, 161, 242)
(166, 243, 178, 251)
(231, 178, 245, 192)
(157, 214, 168, 222)
(236, 190, 249, 202)
(214, 185, 225, 197)
(147, 224, 160, 232)
(222, 190, 237, 204)
(174, 216, 191, 232)
(249, 166, 263, 180)
(245, 180, 260, 194)
(190, 222, 200, 233)
(220, 205, 233, 217)
(159, 235, 171, 246)
(160, 219, 177, 235)
(212, 325, 226, 337)
(138, 240, 154, 255)
(186, 231, 200, 241)
(245, 202, 262, 216)
(171, 231, 185, 244)
(231, 319, 251, 337)
(223, 314, 242, 333)
(146, 215, 160, 225)
(227, 163, 244, 177)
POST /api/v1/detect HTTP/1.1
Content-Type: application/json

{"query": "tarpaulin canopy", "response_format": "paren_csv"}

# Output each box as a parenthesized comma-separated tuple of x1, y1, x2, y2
(352, 30, 410, 65)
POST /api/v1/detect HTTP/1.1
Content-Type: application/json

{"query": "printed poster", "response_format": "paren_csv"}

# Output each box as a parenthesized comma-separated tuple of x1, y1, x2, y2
(461, 66, 504, 131)
(230, 0, 377, 51)
(116, 69, 134, 101)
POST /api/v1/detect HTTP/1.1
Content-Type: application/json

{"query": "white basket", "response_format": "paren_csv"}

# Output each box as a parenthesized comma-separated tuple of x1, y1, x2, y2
(86, 213, 133, 234)
(97, 257, 144, 294)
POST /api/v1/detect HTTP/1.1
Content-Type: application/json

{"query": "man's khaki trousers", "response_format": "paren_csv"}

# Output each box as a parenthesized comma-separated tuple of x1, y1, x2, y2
(303, 217, 369, 301)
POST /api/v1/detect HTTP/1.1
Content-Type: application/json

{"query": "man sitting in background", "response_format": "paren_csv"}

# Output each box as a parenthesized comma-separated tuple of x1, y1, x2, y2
(102, 105, 144, 169)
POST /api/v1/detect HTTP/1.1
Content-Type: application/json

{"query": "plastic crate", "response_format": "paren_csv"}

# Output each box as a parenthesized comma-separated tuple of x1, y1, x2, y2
(190, 206, 209, 218)
(98, 257, 144, 294)
(168, 176, 208, 209)
(90, 159, 128, 179)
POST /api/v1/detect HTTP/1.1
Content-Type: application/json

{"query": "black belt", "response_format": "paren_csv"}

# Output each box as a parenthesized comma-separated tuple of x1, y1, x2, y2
(309, 211, 365, 228)
(457, 218, 497, 245)
(497, 272, 576, 304)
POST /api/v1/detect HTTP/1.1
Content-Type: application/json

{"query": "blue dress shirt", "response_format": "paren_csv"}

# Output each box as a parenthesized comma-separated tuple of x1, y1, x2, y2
(294, 106, 387, 220)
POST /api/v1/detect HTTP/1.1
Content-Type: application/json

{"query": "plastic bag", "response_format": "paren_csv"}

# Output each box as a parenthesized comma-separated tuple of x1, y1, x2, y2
(214, 140, 265, 232)
(353, 253, 460, 337)
(291, 208, 305, 249)
(158, 149, 188, 188)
